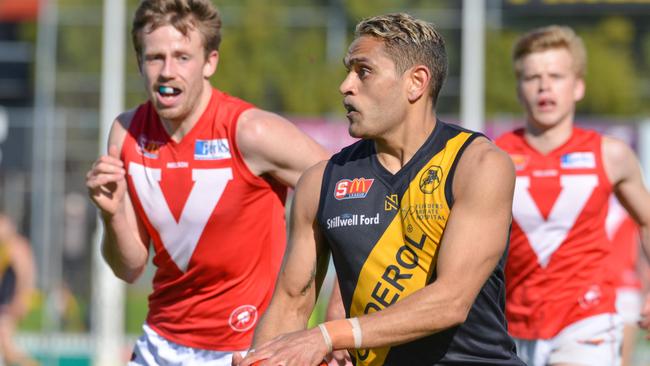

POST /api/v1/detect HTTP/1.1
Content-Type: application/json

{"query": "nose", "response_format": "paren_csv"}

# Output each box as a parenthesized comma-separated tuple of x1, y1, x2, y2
(339, 72, 356, 96)
(160, 56, 175, 79)
(538, 75, 550, 92)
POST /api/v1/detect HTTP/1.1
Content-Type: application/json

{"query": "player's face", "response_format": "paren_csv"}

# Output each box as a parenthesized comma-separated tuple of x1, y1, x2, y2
(517, 48, 584, 132)
(339, 36, 408, 139)
(139, 24, 218, 125)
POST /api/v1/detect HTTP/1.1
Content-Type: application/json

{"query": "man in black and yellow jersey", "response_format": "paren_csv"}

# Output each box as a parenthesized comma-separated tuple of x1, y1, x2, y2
(234, 13, 523, 366)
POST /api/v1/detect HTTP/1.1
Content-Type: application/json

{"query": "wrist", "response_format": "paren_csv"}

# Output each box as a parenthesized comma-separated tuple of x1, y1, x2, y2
(320, 317, 363, 351)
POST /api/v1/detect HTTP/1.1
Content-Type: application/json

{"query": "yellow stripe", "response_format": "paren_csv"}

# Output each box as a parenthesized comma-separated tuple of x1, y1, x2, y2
(349, 132, 472, 365)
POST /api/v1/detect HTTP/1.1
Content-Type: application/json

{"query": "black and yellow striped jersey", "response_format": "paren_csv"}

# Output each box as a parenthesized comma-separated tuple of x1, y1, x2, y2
(317, 120, 523, 365)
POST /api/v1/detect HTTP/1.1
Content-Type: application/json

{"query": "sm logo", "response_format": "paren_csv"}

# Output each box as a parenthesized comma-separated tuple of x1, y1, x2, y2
(334, 178, 375, 200)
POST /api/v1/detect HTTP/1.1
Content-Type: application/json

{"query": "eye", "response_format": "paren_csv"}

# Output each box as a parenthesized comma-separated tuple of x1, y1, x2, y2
(357, 66, 371, 79)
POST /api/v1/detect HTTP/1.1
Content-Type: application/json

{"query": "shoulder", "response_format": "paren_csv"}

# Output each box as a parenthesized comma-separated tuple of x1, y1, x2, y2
(108, 108, 138, 152)
(454, 137, 515, 194)
(602, 134, 639, 185)
(602, 135, 636, 163)
(236, 108, 292, 145)
(293, 160, 328, 211)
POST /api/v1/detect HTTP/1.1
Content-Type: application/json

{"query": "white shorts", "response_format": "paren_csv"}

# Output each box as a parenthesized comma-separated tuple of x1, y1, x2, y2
(514, 313, 623, 366)
(129, 323, 248, 366)
(616, 288, 642, 325)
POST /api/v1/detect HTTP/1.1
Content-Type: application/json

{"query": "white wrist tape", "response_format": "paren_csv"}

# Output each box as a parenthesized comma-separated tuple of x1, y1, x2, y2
(318, 323, 333, 353)
(348, 317, 362, 349)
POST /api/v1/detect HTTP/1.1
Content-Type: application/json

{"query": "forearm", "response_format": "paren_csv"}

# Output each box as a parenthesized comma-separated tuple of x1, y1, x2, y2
(252, 278, 316, 347)
(322, 282, 466, 351)
(640, 224, 650, 263)
(100, 212, 148, 283)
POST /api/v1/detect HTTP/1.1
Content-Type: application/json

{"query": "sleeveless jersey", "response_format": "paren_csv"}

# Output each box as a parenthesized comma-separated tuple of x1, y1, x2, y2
(606, 197, 640, 290)
(318, 121, 523, 366)
(121, 88, 287, 350)
(496, 127, 615, 339)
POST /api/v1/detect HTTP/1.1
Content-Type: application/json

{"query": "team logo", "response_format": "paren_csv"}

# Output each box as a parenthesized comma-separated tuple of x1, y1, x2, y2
(334, 178, 374, 200)
(419, 166, 442, 194)
(385, 194, 399, 211)
(560, 152, 595, 169)
(194, 139, 231, 160)
(510, 154, 529, 171)
(229, 304, 258, 332)
(137, 135, 164, 159)
(578, 285, 602, 309)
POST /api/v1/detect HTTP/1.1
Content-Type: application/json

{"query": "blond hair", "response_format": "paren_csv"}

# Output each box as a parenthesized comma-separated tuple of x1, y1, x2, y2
(132, 0, 222, 62)
(355, 13, 447, 104)
(513, 25, 586, 79)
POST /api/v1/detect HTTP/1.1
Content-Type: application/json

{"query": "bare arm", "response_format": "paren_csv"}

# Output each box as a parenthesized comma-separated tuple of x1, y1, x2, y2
(603, 136, 650, 333)
(235, 162, 331, 366)
(603, 137, 650, 264)
(86, 111, 150, 283)
(236, 109, 330, 188)
(7, 235, 35, 318)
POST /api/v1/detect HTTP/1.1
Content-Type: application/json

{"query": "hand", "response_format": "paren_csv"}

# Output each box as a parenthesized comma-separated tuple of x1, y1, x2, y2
(325, 349, 352, 366)
(86, 145, 127, 216)
(239, 327, 329, 366)
(231, 351, 244, 366)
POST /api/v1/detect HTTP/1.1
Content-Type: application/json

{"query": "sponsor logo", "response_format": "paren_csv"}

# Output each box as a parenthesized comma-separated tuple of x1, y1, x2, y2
(384, 194, 399, 211)
(510, 154, 529, 171)
(400, 203, 446, 221)
(326, 213, 380, 229)
(194, 139, 231, 160)
(137, 135, 164, 159)
(229, 304, 258, 332)
(334, 178, 374, 200)
(560, 152, 596, 169)
(419, 166, 442, 194)
(166, 161, 189, 169)
(532, 169, 558, 177)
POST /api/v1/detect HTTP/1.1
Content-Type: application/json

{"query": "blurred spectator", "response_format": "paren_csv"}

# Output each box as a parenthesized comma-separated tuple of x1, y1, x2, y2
(0, 214, 38, 366)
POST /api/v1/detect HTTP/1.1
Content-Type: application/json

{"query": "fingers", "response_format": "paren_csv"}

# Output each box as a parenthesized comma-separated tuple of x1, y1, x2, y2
(86, 155, 126, 190)
(231, 351, 244, 366)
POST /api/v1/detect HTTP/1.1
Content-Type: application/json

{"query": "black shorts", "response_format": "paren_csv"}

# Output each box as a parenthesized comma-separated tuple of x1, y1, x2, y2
(0, 266, 16, 306)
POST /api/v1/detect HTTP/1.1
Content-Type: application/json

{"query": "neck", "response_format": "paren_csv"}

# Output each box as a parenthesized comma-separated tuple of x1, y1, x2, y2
(375, 103, 437, 174)
(524, 116, 574, 154)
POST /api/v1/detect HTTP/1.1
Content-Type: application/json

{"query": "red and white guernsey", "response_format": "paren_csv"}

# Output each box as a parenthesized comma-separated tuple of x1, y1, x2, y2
(121, 88, 287, 350)
(496, 127, 615, 339)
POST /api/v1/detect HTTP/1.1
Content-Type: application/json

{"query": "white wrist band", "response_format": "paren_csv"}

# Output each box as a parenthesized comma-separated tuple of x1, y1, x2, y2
(318, 323, 333, 353)
(348, 317, 362, 349)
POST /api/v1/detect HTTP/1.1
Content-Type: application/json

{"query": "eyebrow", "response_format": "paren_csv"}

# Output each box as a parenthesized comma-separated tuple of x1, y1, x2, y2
(343, 56, 371, 68)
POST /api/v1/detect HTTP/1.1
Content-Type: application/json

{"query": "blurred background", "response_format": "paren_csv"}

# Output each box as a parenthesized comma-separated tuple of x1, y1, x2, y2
(0, 0, 649, 365)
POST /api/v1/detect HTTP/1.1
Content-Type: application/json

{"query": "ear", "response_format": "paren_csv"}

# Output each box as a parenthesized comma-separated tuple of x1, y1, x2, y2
(573, 77, 585, 102)
(406, 65, 430, 103)
(203, 50, 219, 78)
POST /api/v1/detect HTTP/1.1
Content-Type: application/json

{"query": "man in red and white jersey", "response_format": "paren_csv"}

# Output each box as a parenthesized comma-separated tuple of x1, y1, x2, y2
(496, 25, 650, 366)
(606, 196, 643, 366)
(85, 0, 328, 365)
